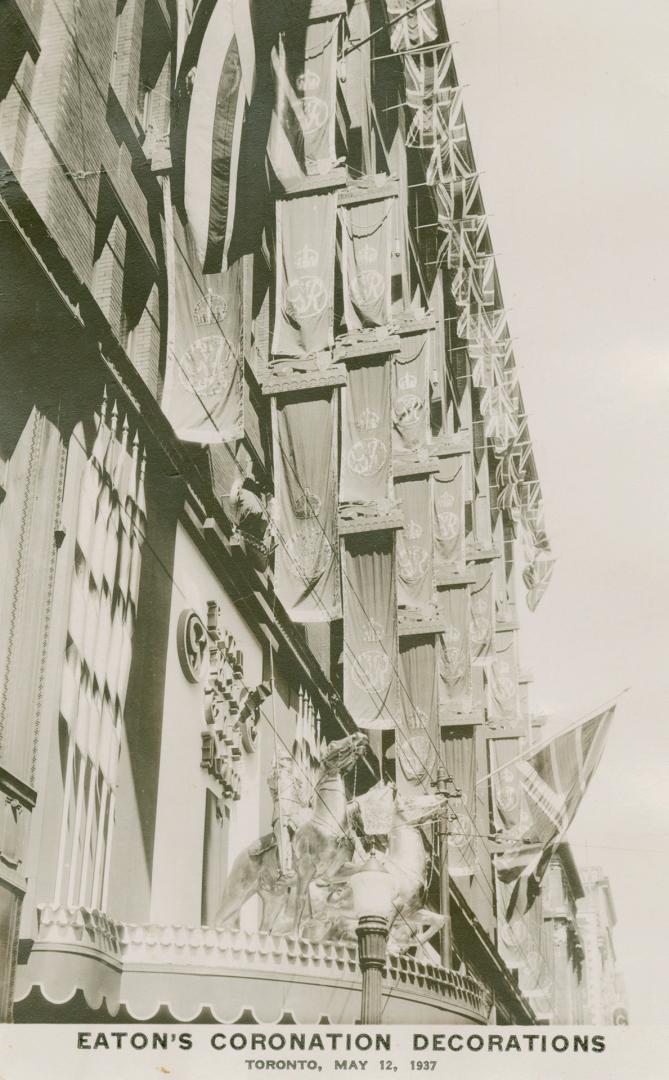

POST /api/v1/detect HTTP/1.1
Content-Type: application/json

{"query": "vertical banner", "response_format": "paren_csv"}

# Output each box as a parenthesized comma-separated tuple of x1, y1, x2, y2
(273, 392, 340, 622)
(490, 736, 526, 839)
(273, 192, 336, 359)
(268, 17, 339, 191)
(470, 561, 495, 663)
(384, 0, 439, 53)
(164, 213, 244, 443)
(340, 360, 392, 504)
(340, 198, 393, 331)
(396, 635, 438, 788)
(392, 332, 429, 453)
(343, 532, 398, 729)
(433, 455, 466, 571)
(396, 476, 434, 610)
(442, 727, 478, 877)
(486, 630, 521, 733)
(437, 585, 472, 713)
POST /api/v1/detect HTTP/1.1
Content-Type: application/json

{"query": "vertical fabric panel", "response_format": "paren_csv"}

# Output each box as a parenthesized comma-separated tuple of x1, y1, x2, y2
(437, 585, 472, 713)
(341, 198, 393, 331)
(470, 561, 494, 664)
(396, 634, 438, 789)
(396, 476, 434, 610)
(273, 192, 337, 359)
(343, 532, 398, 729)
(433, 455, 466, 571)
(340, 360, 392, 504)
(442, 727, 478, 877)
(273, 392, 340, 622)
(485, 630, 521, 734)
(392, 332, 429, 453)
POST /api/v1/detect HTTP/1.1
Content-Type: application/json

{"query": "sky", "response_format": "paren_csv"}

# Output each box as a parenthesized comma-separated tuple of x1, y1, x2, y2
(444, 0, 669, 1024)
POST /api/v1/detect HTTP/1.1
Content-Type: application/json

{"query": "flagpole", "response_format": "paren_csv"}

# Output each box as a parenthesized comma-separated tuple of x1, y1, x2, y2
(475, 689, 628, 787)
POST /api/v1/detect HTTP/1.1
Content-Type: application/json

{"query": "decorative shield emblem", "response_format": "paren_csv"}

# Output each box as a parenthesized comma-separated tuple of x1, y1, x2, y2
(351, 649, 391, 694)
(178, 335, 234, 398)
(394, 393, 423, 429)
(436, 489, 460, 541)
(397, 535, 429, 583)
(285, 275, 329, 320)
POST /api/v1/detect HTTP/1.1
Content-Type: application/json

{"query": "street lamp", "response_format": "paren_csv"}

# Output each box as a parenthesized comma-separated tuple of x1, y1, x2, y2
(350, 850, 396, 1024)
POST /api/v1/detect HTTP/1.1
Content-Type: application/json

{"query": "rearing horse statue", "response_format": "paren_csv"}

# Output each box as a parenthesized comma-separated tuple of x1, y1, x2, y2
(215, 732, 368, 934)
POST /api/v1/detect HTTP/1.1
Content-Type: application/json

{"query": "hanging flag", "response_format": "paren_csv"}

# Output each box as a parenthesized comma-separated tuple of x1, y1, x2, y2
(433, 457, 465, 570)
(340, 360, 392, 504)
(273, 392, 340, 622)
(424, 89, 470, 185)
(183, 0, 281, 273)
(482, 383, 519, 458)
(384, 0, 439, 52)
(495, 449, 524, 510)
(486, 631, 521, 733)
(434, 174, 481, 229)
(494, 705, 615, 916)
(437, 585, 472, 713)
(442, 727, 478, 877)
(404, 46, 455, 150)
(267, 16, 339, 191)
(523, 554, 556, 613)
(451, 254, 495, 311)
(343, 532, 398, 729)
(392, 331, 429, 453)
(340, 198, 393, 331)
(470, 562, 494, 664)
(273, 191, 337, 359)
(396, 635, 438, 788)
(163, 210, 244, 443)
(490, 736, 528, 839)
(396, 476, 434, 610)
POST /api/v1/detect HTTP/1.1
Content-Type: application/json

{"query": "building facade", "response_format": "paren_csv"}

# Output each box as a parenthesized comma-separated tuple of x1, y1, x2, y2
(0, 0, 617, 1026)
(578, 866, 629, 1025)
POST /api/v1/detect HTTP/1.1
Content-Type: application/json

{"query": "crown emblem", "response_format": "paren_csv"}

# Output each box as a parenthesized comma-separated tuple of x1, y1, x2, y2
(397, 372, 417, 391)
(361, 617, 383, 644)
(357, 242, 378, 266)
(356, 407, 379, 431)
(443, 625, 462, 646)
(296, 244, 319, 271)
(296, 69, 321, 94)
(294, 489, 322, 519)
(193, 289, 228, 326)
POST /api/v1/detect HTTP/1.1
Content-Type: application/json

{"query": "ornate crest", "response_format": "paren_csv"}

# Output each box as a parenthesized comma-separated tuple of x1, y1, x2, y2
(394, 393, 423, 429)
(286, 521, 330, 583)
(441, 625, 466, 681)
(193, 288, 228, 326)
(178, 334, 234, 398)
(351, 649, 392, 694)
(436, 489, 460, 541)
(397, 533, 429, 583)
(356, 407, 380, 431)
(347, 437, 387, 478)
(286, 245, 328, 320)
(296, 69, 329, 135)
(350, 269, 385, 307)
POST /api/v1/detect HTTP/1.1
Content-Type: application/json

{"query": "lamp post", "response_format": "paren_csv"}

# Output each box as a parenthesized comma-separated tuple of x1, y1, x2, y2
(435, 767, 453, 968)
(350, 850, 396, 1024)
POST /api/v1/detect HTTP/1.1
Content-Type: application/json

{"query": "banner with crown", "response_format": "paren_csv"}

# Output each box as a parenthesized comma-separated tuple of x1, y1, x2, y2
(273, 192, 336, 360)
(273, 391, 340, 622)
(340, 198, 393, 331)
(341, 360, 392, 504)
(489, 736, 527, 839)
(392, 331, 430, 453)
(485, 630, 522, 734)
(433, 456, 466, 571)
(442, 726, 478, 878)
(343, 532, 398, 729)
(470, 562, 495, 664)
(437, 584, 472, 714)
(395, 475, 434, 610)
(267, 17, 339, 192)
(396, 634, 438, 789)
(163, 214, 244, 443)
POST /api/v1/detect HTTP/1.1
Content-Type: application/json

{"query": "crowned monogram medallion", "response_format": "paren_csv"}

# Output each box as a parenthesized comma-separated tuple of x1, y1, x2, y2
(178, 334, 235, 398)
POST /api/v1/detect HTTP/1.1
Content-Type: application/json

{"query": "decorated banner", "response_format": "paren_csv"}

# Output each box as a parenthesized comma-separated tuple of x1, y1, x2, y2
(404, 46, 455, 150)
(384, 0, 439, 52)
(396, 635, 438, 788)
(392, 332, 429, 452)
(470, 562, 495, 663)
(396, 476, 434, 610)
(164, 212, 244, 443)
(433, 456, 466, 570)
(267, 17, 339, 191)
(340, 360, 392, 504)
(486, 631, 521, 733)
(437, 585, 472, 713)
(523, 552, 556, 613)
(482, 381, 520, 458)
(489, 736, 526, 839)
(425, 88, 470, 185)
(273, 192, 336, 359)
(273, 392, 340, 622)
(343, 532, 398, 729)
(496, 873, 549, 1004)
(340, 198, 393, 331)
(442, 727, 478, 877)
(435, 174, 481, 229)
(440, 214, 488, 275)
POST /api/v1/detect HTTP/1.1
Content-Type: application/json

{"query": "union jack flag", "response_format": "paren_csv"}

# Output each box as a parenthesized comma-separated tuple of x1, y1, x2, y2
(385, 0, 439, 53)
(404, 46, 456, 149)
(495, 705, 615, 916)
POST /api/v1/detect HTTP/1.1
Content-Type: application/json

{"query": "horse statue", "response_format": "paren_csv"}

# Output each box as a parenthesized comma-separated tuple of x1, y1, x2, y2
(215, 732, 368, 934)
(304, 784, 448, 955)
